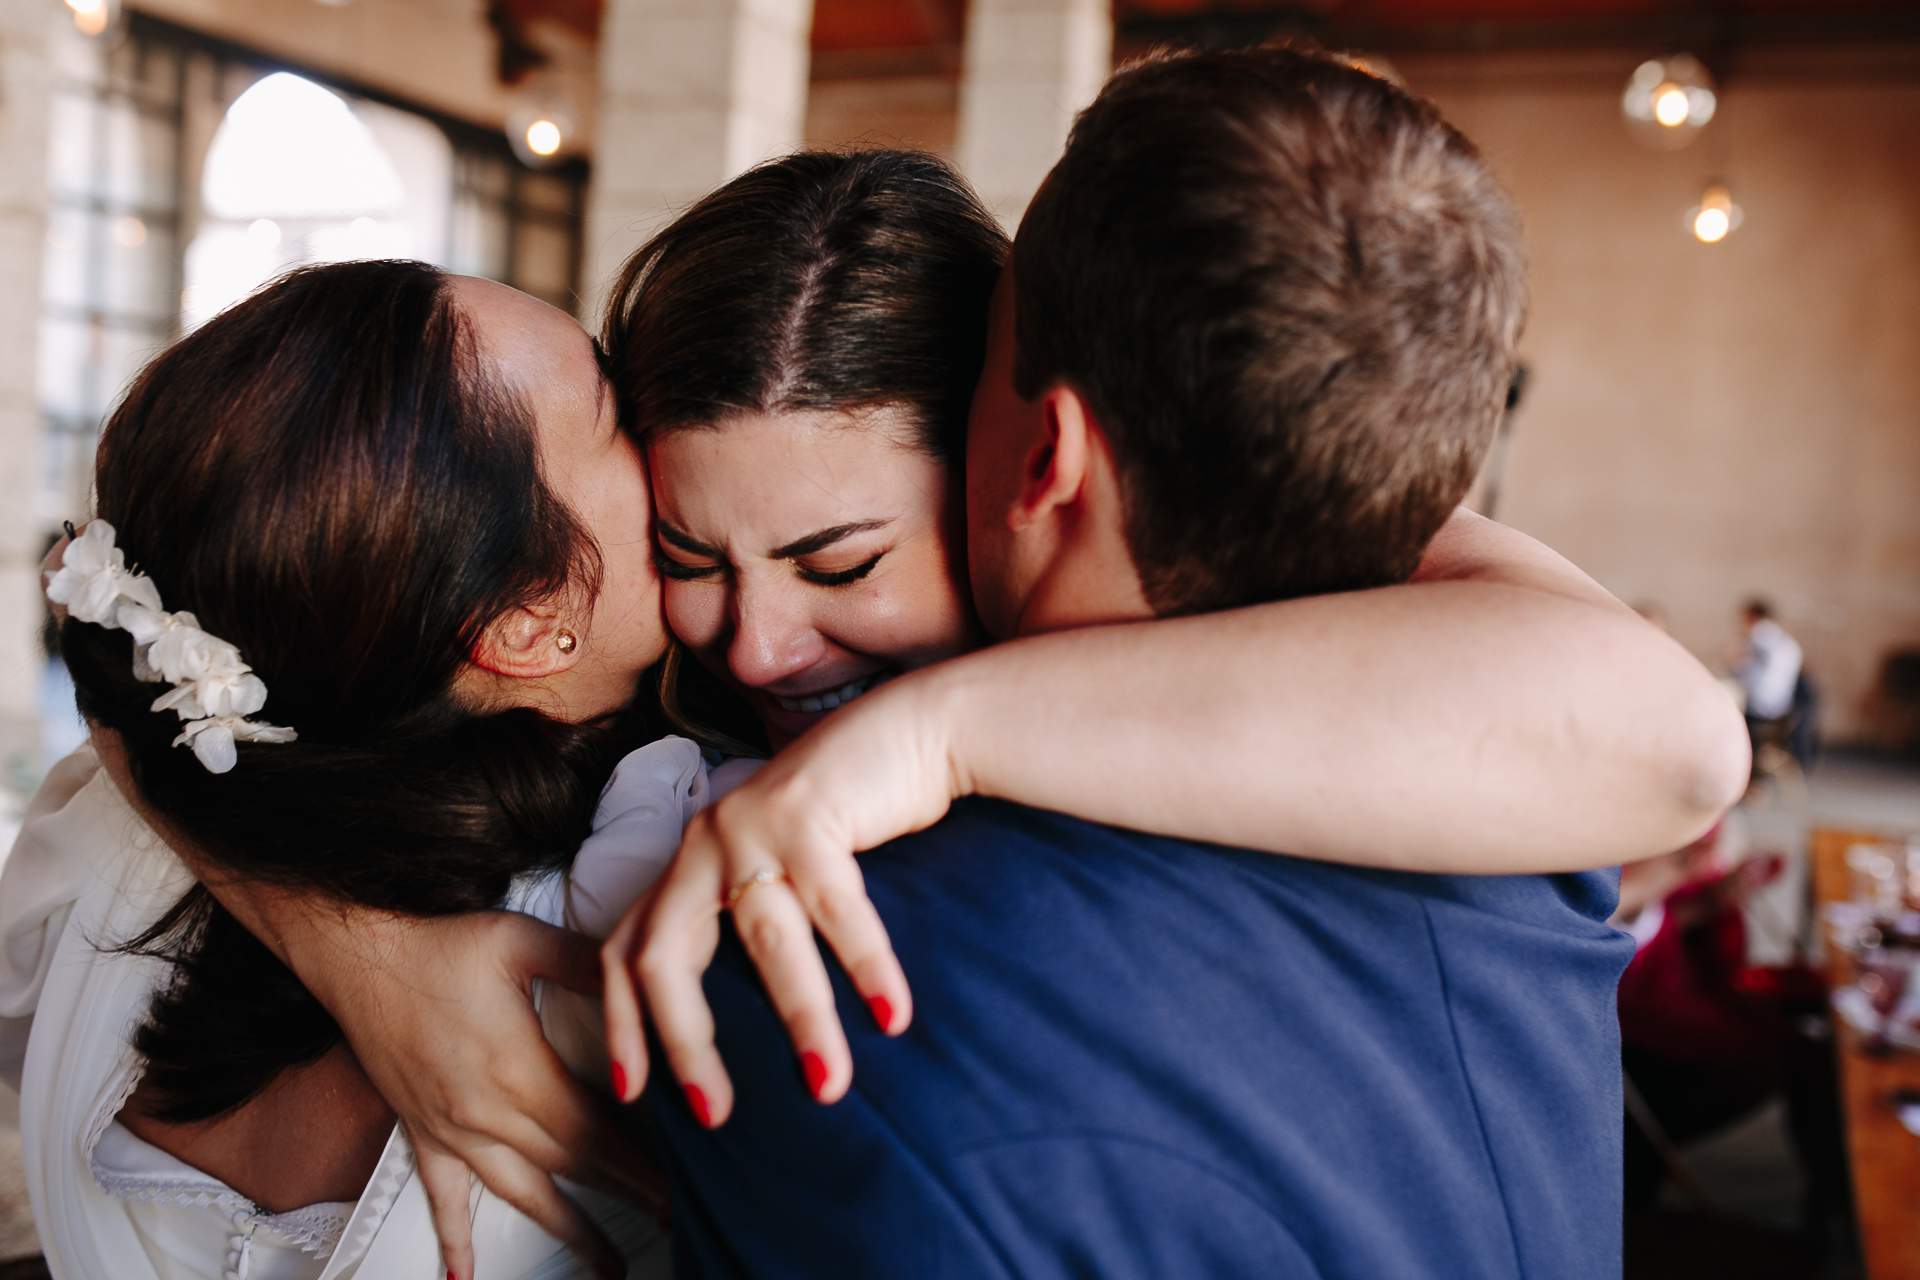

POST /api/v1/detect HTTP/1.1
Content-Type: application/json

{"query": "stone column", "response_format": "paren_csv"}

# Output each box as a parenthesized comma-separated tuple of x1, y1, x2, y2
(955, 0, 1111, 231)
(0, 0, 51, 793)
(582, 0, 815, 325)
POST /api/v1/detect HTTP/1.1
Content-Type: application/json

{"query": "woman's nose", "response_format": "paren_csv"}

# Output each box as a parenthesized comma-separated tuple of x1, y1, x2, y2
(727, 576, 827, 689)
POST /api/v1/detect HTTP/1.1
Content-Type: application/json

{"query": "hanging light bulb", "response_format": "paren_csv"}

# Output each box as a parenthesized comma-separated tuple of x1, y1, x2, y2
(506, 76, 577, 168)
(1687, 183, 1742, 244)
(1622, 54, 1717, 151)
(506, 106, 569, 165)
(525, 119, 561, 156)
(63, 0, 120, 38)
(1653, 85, 1690, 127)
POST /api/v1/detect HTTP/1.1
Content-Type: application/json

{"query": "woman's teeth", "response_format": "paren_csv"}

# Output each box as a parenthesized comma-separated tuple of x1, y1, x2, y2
(774, 673, 886, 715)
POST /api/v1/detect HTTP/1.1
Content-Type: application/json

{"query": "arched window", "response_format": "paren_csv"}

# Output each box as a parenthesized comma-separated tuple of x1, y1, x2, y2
(182, 72, 451, 329)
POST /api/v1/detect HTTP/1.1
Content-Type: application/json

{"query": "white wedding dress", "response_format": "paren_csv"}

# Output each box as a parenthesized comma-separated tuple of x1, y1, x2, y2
(0, 735, 745, 1280)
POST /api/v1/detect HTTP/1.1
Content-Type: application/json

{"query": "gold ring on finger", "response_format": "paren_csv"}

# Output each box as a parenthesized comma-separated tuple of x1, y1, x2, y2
(725, 868, 787, 911)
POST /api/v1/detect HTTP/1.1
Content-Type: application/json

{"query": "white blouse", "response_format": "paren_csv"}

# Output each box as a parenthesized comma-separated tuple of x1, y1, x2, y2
(0, 736, 742, 1280)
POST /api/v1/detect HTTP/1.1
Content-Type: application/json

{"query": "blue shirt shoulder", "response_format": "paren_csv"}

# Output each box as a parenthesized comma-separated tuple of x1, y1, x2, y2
(650, 798, 1632, 1280)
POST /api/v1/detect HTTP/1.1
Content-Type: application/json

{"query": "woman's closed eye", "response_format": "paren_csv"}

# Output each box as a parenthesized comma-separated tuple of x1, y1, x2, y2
(796, 552, 883, 588)
(655, 548, 723, 581)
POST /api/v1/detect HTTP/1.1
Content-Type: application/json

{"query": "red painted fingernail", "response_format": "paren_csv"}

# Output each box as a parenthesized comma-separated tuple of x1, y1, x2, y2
(802, 1051, 829, 1099)
(683, 1082, 712, 1127)
(867, 994, 894, 1032)
(610, 1061, 628, 1100)
(448, 1271, 457, 1280)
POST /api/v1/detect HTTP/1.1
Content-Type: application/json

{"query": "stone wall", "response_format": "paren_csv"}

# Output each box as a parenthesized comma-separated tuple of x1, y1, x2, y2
(1408, 46, 1920, 740)
(806, 71, 957, 157)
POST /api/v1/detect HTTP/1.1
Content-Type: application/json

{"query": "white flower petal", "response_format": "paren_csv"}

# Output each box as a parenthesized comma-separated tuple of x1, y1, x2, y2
(226, 674, 269, 717)
(66, 522, 119, 576)
(49, 524, 162, 624)
(151, 683, 210, 720)
(44, 565, 80, 607)
(171, 714, 294, 771)
(54, 522, 295, 774)
(70, 571, 125, 624)
(118, 574, 163, 613)
(182, 722, 237, 773)
(147, 628, 244, 685)
(117, 604, 169, 644)
(190, 671, 267, 718)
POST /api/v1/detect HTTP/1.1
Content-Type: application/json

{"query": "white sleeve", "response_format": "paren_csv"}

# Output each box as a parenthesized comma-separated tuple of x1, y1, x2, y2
(0, 744, 107, 1088)
(561, 736, 713, 940)
(528, 739, 775, 1088)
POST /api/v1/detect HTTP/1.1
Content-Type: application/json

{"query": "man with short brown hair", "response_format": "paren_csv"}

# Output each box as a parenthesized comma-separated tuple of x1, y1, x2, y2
(998, 45, 1525, 618)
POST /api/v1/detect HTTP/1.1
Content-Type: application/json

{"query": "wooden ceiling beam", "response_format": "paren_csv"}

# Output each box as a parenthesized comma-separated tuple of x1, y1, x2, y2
(1115, 1, 1920, 54)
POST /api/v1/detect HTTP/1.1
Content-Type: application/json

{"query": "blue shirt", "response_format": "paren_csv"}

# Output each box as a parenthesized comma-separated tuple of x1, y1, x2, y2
(649, 799, 1632, 1279)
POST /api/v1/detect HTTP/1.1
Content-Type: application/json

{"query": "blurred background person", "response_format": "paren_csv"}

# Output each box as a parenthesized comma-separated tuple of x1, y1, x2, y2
(1736, 599, 1803, 724)
(1734, 599, 1821, 782)
(1614, 821, 1849, 1261)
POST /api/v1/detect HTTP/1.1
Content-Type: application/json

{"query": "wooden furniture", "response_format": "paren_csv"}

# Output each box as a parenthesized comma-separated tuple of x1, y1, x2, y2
(1811, 827, 1920, 1279)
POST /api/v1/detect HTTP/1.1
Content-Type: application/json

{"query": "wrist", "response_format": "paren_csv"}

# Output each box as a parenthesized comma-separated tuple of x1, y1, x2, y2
(257, 891, 406, 1001)
(891, 653, 981, 806)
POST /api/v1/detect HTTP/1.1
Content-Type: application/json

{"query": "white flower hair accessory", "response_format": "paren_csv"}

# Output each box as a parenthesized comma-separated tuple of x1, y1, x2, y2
(46, 520, 297, 774)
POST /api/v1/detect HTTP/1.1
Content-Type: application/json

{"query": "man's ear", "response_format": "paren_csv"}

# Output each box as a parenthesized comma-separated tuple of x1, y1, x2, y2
(1009, 384, 1096, 531)
(470, 605, 583, 680)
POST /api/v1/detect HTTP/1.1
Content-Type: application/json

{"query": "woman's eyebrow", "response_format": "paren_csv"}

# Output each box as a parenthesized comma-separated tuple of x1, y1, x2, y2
(658, 520, 723, 558)
(771, 519, 894, 560)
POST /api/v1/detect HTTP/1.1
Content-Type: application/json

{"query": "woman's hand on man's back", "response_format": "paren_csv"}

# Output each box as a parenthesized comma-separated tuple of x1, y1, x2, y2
(600, 674, 958, 1126)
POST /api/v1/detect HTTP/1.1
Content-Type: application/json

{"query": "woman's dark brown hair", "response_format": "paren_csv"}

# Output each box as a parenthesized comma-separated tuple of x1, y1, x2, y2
(601, 148, 1009, 466)
(63, 260, 658, 1120)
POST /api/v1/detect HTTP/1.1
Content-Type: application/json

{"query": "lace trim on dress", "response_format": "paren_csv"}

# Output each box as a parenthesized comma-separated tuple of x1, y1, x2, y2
(253, 1203, 354, 1257)
(88, 1160, 250, 1214)
(81, 1055, 143, 1168)
(82, 1054, 353, 1258)
(88, 1133, 353, 1259)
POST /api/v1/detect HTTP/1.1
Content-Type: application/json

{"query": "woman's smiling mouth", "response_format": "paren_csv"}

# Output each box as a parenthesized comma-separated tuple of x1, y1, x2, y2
(771, 672, 890, 714)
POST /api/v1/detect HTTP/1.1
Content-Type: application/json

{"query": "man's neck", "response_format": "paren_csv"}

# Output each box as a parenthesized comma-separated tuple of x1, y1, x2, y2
(1014, 544, 1155, 638)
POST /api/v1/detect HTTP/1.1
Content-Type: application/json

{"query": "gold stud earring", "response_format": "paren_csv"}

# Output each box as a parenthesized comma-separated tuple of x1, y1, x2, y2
(555, 629, 578, 655)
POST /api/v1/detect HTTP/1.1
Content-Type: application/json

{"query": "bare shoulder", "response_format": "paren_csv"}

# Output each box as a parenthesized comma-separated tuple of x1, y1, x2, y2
(119, 1041, 393, 1213)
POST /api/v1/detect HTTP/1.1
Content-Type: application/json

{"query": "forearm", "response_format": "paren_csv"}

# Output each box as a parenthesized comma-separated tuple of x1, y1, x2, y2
(901, 522, 1747, 873)
(174, 849, 319, 968)
(154, 822, 405, 994)
(625, 515, 1752, 1114)
(93, 723, 378, 975)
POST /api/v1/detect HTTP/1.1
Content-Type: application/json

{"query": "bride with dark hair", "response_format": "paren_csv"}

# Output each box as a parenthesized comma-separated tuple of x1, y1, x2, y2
(2, 259, 680, 1279)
